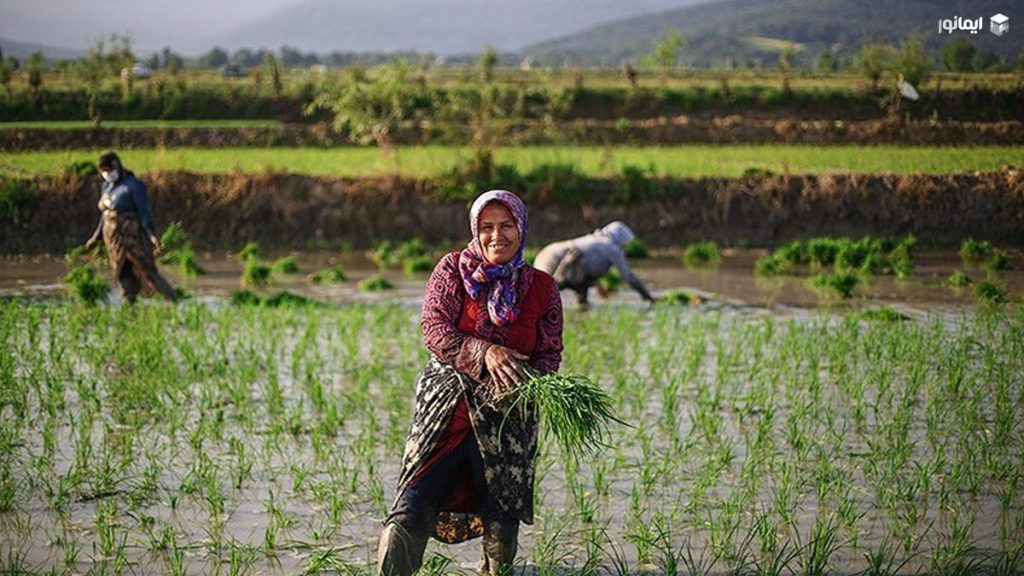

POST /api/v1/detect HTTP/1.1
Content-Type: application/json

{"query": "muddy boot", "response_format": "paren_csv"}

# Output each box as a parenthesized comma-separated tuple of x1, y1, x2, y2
(478, 521, 518, 576)
(377, 521, 428, 576)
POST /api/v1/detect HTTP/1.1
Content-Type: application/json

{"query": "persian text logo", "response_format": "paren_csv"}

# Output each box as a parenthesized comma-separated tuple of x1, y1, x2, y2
(939, 16, 983, 34)
(991, 13, 1009, 36)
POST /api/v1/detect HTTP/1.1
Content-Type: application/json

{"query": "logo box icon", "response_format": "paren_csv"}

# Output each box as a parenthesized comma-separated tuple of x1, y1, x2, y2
(991, 13, 1009, 36)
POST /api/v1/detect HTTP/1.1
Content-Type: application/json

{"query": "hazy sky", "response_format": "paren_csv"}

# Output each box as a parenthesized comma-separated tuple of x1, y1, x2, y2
(0, 0, 298, 52)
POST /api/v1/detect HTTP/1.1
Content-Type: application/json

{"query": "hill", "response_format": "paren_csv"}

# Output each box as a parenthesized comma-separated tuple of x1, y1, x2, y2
(521, 0, 1020, 67)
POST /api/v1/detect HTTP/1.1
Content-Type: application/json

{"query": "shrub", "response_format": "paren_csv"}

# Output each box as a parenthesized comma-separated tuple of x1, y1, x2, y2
(0, 179, 38, 225)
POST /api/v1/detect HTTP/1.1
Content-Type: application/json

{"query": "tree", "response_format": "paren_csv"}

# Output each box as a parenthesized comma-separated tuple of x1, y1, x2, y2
(199, 46, 229, 69)
(25, 52, 45, 99)
(75, 40, 111, 121)
(778, 46, 795, 92)
(478, 45, 498, 83)
(896, 34, 931, 88)
(263, 53, 282, 96)
(642, 28, 685, 86)
(816, 51, 837, 73)
(941, 39, 976, 72)
(857, 42, 892, 91)
(161, 47, 184, 74)
(0, 58, 13, 94)
(970, 49, 998, 72)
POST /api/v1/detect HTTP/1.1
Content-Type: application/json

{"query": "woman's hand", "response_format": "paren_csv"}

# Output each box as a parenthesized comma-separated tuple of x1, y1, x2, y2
(84, 237, 97, 251)
(484, 344, 529, 396)
(149, 235, 161, 254)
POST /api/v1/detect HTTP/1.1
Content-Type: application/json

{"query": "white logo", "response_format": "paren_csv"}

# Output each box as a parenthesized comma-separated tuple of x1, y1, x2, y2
(939, 16, 983, 34)
(991, 13, 1009, 36)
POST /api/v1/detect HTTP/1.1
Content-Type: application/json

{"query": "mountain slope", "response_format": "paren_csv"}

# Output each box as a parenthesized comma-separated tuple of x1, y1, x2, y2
(522, 0, 1019, 66)
(212, 0, 711, 55)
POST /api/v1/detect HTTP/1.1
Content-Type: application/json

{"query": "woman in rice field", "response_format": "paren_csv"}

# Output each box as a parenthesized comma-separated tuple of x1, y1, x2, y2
(83, 150, 177, 303)
(378, 190, 563, 576)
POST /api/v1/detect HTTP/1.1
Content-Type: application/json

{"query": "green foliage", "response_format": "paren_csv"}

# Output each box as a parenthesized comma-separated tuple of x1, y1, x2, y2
(959, 238, 992, 264)
(478, 46, 498, 83)
(510, 370, 626, 456)
(941, 39, 977, 72)
(857, 42, 893, 90)
(973, 280, 1006, 304)
(984, 250, 1010, 272)
(358, 274, 394, 291)
(309, 266, 347, 284)
(242, 260, 272, 287)
(230, 289, 262, 306)
(159, 222, 206, 276)
(661, 289, 695, 305)
(808, 271, 859, 299)
(598, 268, 622, 295)
(857, 307, 909, 322)
(683, 241, 721, 268)
(0, 179, 38, 225)
(271, 256, 299, 275)
(62, 266, 109, 305)
(947, 270, 971, 287)
(613, 164, 659, 203)
(238, 241, 262, 263)
(642, 28, 686, 77)
(896, 34, 932, 87)
(624, 239, 650, 259)
(159, 222, 190, 254)
(755, 254, 790, 276)
(403, 256, 434, 276)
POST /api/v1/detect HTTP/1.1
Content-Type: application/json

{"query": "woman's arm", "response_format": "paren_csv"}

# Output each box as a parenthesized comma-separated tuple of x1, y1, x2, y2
(421, 252, 493, 380)
(528, 275, 564, 375)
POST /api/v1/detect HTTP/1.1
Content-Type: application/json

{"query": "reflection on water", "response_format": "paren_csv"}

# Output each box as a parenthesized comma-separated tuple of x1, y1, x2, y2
(1, 249, 1019, 312)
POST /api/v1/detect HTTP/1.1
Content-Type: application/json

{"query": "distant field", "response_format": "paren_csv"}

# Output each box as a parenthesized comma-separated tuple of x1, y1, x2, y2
(1, 146, 1020, 178)
(0, 120, 284, 130)
(11, 69, 1020, 93)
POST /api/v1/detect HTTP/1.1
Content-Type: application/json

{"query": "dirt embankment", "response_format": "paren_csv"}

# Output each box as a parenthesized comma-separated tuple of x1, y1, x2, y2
(4, 118, 1024, 151)
(3, 169, 1022, 254)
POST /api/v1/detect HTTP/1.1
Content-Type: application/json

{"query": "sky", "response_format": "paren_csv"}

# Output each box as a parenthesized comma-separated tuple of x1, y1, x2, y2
(0, 0, 298, 53)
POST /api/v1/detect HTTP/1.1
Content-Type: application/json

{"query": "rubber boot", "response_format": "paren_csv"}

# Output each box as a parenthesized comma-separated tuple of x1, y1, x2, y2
(377, 521, 428, 576)
(478, 520, 518, 576)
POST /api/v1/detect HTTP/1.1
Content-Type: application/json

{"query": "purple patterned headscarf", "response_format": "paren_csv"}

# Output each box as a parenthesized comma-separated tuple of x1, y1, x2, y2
(459, 190, 529, 327)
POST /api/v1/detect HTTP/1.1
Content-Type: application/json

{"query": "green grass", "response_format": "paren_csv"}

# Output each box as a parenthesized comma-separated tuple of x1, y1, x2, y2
(1, 145, 1019, 178)
(0, 119, 284, 130)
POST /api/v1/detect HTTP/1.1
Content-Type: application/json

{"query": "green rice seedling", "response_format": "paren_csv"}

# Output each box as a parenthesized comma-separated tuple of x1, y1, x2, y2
(948, 270, 972, 287)
(974, 280, 1006, 304)
(683, 240, 722, 268)
(959, 238, 993, 263)
(159, 221, 190, 253)
(230, 290, 262, 306)
(308, 266, 347, 284)
(271, 256, 299, 274)
(262, 292, 319, 308)
(506, 370, 627, 457)
(242, 259, 272, 287)
(794, 513, 844, 576)
(857, 307, 909, 322)
(624, 239, 650, 259)
(402, 255, 434, 276)
(420, 553, 457, 576)
(162, 245, 207, 276)
(985, 249, 1010, 272)
(371, 240, 402, 268)
(755, 254, 790, 276)
(778, 240, 808, 265)
(660, 289, 695, 306)
(597, 267, 622, 295)
(808, 271, 858, 299)
(237, 241, 262, 262)
(358, 274, 393, 291)
(62, 265, 109, 305)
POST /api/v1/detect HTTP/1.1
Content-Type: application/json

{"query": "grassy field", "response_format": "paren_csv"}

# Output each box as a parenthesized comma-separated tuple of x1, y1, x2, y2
(2, 145, 1021, 178)
(0, 120, 284, 130)
(0, 301, 1020, 574)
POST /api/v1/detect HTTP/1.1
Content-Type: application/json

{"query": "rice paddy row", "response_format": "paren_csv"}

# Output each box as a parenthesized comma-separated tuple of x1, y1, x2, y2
(2, 145, 1020, 178)
(1, 301, 1021, 574)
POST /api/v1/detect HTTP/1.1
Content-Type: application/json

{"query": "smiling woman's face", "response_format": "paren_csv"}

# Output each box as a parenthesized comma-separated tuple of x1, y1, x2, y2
(477, 202, 520, 265)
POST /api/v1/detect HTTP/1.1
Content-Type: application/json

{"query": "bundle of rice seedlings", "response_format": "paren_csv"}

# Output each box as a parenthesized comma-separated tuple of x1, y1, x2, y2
(504, 370, 626, 456)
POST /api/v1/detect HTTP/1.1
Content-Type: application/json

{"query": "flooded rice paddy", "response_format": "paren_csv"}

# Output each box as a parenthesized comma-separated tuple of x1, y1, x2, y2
(0, 250, 1022, 575)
